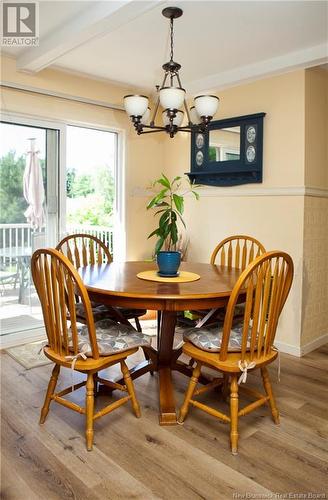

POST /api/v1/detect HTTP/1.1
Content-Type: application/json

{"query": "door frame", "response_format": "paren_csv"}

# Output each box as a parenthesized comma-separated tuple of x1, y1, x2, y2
(1, 112, 65, 246)
(1, 112, 126, 261)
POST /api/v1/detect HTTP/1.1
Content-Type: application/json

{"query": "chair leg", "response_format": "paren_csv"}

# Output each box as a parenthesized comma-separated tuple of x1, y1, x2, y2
(134, 316, 142, 332)
(85, 373, 95, 451)
(261, 366, 280, 424)
(178, 362, 202, 423)
(121, 360, 141, 418)
(221, 373, 230, 401)
(93, 372, 98, 397)
(39, 364, 60, 424)
(230, 375, 239, 455)
(188, 358, 195, 369)
(142, 347, 154, 376)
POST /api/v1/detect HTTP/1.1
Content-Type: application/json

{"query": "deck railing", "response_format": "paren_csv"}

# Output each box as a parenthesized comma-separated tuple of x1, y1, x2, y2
(0, 223, 114, 266)
(66, 225, 114, 255)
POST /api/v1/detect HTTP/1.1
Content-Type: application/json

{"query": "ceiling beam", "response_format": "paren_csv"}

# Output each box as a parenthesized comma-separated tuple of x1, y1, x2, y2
(17, 0, 164, 73)
(186, 43, 328, 94)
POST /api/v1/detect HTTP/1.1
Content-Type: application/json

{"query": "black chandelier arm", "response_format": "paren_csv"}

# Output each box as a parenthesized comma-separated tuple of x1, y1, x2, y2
(150, 71, 169, 125)
(183, 98, 192, 125)
(150, 95, 161, 126)
(137, 128, 168, 135)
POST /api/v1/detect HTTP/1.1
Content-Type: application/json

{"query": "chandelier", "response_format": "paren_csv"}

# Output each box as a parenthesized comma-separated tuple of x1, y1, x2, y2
(123, 7, 219, 138)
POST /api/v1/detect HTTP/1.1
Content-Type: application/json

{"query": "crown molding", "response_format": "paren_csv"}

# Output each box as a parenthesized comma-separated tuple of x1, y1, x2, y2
(186, 43, 328, 94)
(1, 81, 125, 111)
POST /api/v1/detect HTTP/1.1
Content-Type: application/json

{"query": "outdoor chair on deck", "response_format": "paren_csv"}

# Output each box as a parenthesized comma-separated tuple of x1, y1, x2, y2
(178, 251, 293, 454)
(31, 248, 150, 450)
(56, 233, 147, 330)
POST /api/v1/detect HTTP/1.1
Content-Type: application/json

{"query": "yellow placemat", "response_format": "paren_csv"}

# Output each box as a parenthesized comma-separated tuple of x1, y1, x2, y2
(137, 270, 200, 283)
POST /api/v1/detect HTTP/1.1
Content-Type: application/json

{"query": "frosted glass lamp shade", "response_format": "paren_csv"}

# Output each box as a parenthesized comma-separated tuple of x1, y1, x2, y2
(141, 107, 151, 125)
(162, 110, 184, 127)
(124, 95, 149, 117)
(194, 95, 219, 118)
(189, 106, 200, 124)
(159, 87, 185, 110)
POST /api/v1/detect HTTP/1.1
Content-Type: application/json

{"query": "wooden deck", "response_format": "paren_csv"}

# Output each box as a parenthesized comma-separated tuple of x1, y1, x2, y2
(1, 345, 327, 499)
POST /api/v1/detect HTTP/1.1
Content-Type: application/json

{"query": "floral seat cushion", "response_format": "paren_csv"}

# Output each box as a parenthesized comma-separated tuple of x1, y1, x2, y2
(75, 302, 146, 322)
(70, 319, 151, 356)
(183, 321, 251, 353)
(75, 302, 109, 323)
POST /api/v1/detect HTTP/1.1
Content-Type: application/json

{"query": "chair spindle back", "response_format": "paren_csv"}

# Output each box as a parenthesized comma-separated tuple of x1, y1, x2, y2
(31, 248, 99, 359)
(220, 251, 293, 362)
(210, 235, 266, 270)
(56, 233, 112, 269)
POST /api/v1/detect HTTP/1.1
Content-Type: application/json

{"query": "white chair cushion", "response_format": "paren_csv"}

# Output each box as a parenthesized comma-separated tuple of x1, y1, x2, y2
(183, 321, 251, 353)
(70, 319, 151, 356)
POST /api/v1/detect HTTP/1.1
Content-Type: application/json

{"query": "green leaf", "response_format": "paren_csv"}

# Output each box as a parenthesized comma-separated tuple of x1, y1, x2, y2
(172, 176, 181, 184)
(163, 223, 171, 239)
(161, 173, 171, 188)
(192, 190, 200, 200)
(155, 238, 165, 254)
(173, 194, 184, 214)
(176, 211, 186, 228)
(147, 228, 160, 239)
(157, 176, 170, 189)
(154, 208, 167, 216)
(146, 189, 168, 209)
(170, 222, 178, 245)
(159, 210, 170, 228)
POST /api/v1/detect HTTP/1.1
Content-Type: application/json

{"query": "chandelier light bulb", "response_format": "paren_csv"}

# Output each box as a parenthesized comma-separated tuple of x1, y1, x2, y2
(189, 106, 201, 124)
(123, 95, 149, 117)
(194, 95, 219, 119)
(162, 109, 184, 127)
(141, 107, 151, 125)
(159, 87, 186, 111)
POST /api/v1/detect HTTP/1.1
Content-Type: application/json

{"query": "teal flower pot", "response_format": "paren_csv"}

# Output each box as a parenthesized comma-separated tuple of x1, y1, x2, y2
(157, 251, 181, 276)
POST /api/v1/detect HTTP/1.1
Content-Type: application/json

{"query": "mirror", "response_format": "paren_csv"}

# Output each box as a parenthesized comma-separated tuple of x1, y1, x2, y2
(209, 126, 240, 162)
(188, 112, 265, 187)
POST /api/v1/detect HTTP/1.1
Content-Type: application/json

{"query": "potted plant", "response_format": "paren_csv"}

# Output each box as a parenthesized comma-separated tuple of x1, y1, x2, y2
(147, 173, 199, 276)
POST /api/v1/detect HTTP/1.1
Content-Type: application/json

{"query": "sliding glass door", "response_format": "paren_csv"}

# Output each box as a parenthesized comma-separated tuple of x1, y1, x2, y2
(0, 121, 60, 339)
(64, 125, 117, 255)
(0, 117, 121, 345)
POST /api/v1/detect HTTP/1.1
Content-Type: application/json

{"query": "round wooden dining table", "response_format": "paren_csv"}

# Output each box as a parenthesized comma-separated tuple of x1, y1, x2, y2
(80, 260, 242, 425)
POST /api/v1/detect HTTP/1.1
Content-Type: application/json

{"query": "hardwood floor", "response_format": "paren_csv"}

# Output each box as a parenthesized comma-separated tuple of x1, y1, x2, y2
(1, 345, 328, 499)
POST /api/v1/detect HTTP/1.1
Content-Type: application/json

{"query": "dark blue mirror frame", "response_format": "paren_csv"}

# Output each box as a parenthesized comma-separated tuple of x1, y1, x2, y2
(187, 112, 265, 187)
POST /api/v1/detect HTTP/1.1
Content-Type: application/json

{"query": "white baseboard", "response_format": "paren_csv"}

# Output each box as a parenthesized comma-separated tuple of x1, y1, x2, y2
(274, 341, 302, 357)
(300, 333, 328, 356)
(275, 333, 328, 357)
(0, 328, 46, 350)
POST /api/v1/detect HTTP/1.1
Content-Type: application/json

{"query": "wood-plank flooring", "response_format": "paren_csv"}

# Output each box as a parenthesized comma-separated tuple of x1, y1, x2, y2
(1, 345, 328, 499)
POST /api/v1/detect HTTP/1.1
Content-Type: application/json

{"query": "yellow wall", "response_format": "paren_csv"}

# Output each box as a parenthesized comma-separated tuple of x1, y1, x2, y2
(304, 67, 328, 189)
(159, 72, 307, 350)
(0, 55, 163, 260)
(301, 68, 328, 348)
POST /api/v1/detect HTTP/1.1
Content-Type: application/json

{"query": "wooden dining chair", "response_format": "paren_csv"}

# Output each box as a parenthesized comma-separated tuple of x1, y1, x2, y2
(178, 251, 294, 455)
(210, 235, 266, 269)
(56, 234, 147, 330)
(188, 235, 266, 329)
(31, 248, 150, 450)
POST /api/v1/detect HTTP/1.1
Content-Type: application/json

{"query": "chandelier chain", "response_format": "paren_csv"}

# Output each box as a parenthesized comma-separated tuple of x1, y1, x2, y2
(170, 18, 174, 62)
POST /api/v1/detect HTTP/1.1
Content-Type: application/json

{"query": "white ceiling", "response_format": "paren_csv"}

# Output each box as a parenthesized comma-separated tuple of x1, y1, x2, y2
(3, 0, 328, 94)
